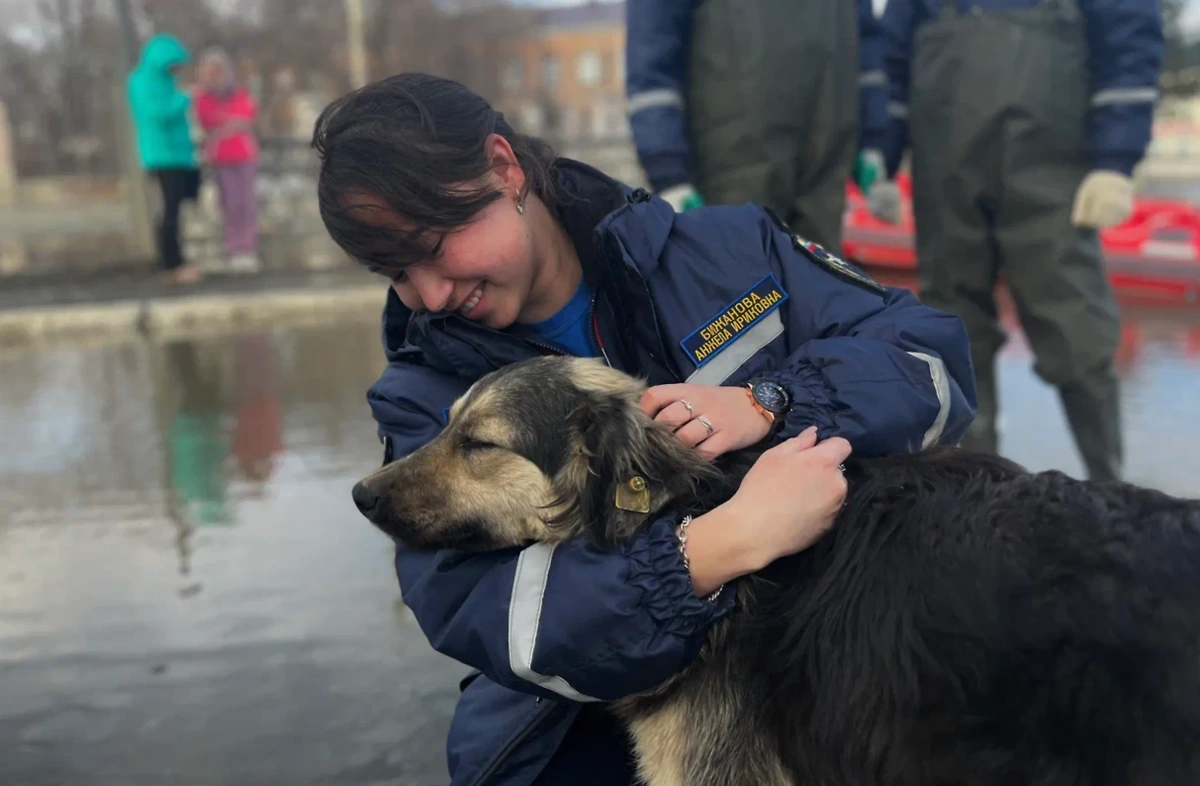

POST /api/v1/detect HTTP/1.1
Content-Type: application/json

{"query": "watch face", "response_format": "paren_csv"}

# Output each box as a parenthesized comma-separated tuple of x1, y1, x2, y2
(752, 381, 788, 414)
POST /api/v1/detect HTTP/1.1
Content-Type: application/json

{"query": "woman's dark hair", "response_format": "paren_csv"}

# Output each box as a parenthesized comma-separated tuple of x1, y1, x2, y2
(312, 73, 559, 276)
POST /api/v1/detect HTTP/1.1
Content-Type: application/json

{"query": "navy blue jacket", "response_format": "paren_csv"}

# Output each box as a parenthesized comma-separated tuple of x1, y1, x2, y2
(625, 0, 889, 193)
(881, 0, 1164, 176)
(367, 161, 976, 785)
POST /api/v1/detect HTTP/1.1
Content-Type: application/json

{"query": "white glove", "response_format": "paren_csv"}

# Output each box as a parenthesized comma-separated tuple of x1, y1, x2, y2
(866, 179, 903, 224)
(1071, 170, 1134, 229)
(658, 183, 704, 212)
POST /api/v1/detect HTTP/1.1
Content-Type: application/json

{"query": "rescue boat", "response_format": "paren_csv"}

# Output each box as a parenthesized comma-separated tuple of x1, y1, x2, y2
(843, 175, 1200, 305)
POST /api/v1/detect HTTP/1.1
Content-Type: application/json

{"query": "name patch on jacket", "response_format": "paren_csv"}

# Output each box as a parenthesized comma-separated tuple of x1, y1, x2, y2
(680, 275, 789, 368)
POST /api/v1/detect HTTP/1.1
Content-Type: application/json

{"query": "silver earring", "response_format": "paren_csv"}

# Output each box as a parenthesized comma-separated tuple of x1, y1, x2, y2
(516, 201, 525, 215)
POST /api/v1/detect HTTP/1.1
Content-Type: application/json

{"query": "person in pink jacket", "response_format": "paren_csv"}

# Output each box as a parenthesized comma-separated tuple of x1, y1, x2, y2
(195, 48, 260, 272)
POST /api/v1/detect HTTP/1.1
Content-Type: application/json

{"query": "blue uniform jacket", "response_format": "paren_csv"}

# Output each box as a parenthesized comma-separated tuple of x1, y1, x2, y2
(367, 160, 976, 785)
(880, 0, 1164, 176)
(625, 0, 889, 193)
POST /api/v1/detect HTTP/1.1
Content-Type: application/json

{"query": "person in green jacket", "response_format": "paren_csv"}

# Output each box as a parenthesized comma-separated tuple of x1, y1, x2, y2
(127, 33, 203, 284)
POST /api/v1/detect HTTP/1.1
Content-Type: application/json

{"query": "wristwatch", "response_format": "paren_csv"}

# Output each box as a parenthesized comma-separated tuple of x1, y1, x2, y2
(745, 379, 791, 431)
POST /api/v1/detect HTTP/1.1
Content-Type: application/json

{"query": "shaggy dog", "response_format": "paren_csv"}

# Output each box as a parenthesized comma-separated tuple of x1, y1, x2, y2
(352, 356, 1200, 786)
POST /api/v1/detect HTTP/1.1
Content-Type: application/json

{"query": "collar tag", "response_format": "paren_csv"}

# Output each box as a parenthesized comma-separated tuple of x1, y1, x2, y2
(614, 476, 651, 513)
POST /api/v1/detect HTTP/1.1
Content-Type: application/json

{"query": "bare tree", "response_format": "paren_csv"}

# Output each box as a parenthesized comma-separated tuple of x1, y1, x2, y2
(0, 0, 125, 175)
(0, 0, 534, 175)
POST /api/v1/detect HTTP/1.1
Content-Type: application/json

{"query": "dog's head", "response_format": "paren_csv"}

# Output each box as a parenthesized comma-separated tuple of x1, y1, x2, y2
(351, 356, 726, 551)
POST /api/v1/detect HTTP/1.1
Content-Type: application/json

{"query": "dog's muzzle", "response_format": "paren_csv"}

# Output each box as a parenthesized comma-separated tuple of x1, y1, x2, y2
(352, 481, 380, 516)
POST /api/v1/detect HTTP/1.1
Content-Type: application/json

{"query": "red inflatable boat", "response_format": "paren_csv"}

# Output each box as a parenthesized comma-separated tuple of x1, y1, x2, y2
(843, 174, 1200, 306)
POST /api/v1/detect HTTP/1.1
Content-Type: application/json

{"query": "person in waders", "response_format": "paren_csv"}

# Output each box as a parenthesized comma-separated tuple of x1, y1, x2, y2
(624, 0, 899, 254)
(880, 0, 1163, 481)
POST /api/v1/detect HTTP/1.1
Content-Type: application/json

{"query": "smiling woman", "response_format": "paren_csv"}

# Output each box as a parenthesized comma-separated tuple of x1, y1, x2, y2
(336, 172, 581, 329)
(313, 72, 977, 786)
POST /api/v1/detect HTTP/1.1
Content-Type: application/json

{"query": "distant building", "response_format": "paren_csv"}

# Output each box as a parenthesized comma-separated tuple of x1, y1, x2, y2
(494, 1, 627, 143)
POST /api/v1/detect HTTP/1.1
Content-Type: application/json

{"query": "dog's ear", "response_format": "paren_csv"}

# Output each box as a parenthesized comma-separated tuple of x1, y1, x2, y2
(572, 391, 713, 544)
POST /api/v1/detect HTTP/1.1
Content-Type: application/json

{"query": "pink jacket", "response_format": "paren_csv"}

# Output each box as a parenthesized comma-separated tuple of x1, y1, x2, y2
(194, 87, 259, 166)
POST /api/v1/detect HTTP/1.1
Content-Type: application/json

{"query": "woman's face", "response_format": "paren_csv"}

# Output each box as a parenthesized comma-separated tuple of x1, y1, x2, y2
(350, 137, 540, 330)
(199, 59, 230, 90)
(389, 191, 535, 330)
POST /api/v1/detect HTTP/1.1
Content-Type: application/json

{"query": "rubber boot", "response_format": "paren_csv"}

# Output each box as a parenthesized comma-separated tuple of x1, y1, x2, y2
(1058, 365, 1123, 482)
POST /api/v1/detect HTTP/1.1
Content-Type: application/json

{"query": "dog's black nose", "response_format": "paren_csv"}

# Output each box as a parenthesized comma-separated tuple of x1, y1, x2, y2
(352, 481, 379, 515)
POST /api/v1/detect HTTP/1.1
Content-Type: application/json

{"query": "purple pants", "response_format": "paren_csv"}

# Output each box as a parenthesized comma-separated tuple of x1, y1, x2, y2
(213, 162, 258, 255)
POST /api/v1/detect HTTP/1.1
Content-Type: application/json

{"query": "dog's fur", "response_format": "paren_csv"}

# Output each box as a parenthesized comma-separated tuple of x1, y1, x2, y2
(354, 356, 1200, 786)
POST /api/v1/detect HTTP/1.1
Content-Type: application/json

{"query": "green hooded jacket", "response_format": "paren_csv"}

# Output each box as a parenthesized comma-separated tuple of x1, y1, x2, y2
(126, 34, 196, 170)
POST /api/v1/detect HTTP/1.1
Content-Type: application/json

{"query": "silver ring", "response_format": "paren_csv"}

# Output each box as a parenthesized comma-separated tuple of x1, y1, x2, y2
(680, 399, 694, 415)
(697, 416, 715, 438)
(838, 464, 846, 473)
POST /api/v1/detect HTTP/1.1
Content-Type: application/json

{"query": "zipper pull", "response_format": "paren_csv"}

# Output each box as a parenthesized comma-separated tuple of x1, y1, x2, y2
(629, 188, 651, 204)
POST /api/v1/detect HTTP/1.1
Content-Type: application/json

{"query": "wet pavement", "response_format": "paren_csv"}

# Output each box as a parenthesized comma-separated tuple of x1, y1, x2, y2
(0, 320, 463, 786)
(1, 295, 1199, 786)
(997, 303, 1200, 496)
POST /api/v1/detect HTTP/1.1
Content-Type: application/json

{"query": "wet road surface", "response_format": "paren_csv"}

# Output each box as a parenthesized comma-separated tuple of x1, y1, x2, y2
(0, 323, 462, 786)
(1, 297, 1198, 786)
(998, 304, 1200, 496)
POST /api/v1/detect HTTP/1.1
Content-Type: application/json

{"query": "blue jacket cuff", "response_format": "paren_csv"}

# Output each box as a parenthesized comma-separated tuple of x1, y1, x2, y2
(623, 517, 736, 636)
(860, 126, 890, 155)
(1089, 153, 1140, 177)
(882, 118, 909, 179)
(763, 363, 836, 441)
(641, 155, 693, 194)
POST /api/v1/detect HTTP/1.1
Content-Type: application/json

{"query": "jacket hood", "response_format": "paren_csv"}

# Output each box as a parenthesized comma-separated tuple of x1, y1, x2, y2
(138, 33, 190, 74)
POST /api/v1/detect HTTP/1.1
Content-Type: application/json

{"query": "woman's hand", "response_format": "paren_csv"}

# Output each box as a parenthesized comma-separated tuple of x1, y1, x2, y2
(681, 427, 852, 595)
(641, 383, 772, 461)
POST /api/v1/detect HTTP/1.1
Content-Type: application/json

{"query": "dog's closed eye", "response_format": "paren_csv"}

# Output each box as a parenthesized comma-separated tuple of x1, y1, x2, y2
(460, 436, 503, 453)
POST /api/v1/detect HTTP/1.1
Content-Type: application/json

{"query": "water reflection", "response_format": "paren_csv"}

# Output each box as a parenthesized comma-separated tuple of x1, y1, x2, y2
(0, 324, 401, 537)
(995, 301, 1200, 495)
(0, 320, 464, 786)
(231, 335, 285, 491)
(162, 340, 230, 548)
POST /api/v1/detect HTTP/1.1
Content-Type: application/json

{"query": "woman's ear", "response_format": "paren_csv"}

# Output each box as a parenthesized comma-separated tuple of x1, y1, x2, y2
(486, 134, 526, 198)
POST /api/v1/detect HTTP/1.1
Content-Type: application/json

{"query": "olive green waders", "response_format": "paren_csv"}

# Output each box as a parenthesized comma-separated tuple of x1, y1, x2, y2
(908, 0, 1123, 481)
(687, 0, 860, 254)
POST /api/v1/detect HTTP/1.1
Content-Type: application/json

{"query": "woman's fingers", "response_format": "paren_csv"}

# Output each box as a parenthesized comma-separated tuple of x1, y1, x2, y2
(775, 426, 819, 452)
(640, 385, 690, 417)
(673, 417, 712, 448)
(654, 400, 694, 431)
(695, 431, 735, 462)
(812, 436, 852, 465)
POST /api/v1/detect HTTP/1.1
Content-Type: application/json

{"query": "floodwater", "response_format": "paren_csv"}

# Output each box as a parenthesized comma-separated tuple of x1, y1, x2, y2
(996, 302, 1200, 496)
(0, 321, 462, 786)
(1, 297, 1199, 786)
